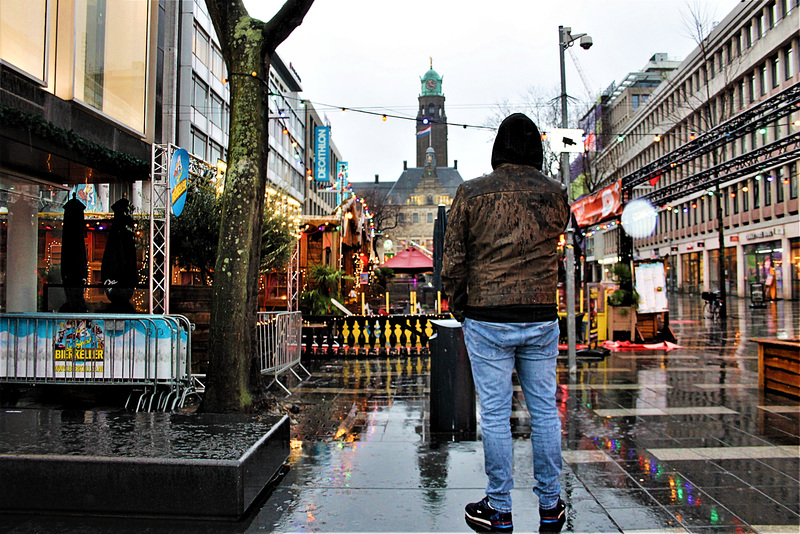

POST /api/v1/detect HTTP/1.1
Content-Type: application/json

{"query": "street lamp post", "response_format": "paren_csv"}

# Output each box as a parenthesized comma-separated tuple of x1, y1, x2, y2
(558, 25, 592, 374)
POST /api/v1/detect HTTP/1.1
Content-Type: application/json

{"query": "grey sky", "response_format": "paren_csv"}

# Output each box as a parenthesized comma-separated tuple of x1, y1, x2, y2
(245, 0, 741, 183)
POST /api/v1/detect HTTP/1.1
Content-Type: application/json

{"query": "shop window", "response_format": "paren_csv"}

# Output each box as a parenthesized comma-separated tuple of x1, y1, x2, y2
(0, 0, 47, 81)
(74, 0, 149, 132)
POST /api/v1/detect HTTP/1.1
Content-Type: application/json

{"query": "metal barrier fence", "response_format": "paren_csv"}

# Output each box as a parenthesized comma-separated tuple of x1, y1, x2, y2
(0, 313, 194, 411)
(256, 311, 309, 395)
(302, 314, 449, 357)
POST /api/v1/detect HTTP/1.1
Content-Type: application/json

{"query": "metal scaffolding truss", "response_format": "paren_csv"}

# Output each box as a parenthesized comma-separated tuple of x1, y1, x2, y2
(149, 144, 171, 314)
(644, 131, 800, 207)
(287, 241, 299, 312)
(623, 83, 800, 191)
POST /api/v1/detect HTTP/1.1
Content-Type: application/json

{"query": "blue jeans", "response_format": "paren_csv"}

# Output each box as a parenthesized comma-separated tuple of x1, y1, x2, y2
(463, 318, 562, 513)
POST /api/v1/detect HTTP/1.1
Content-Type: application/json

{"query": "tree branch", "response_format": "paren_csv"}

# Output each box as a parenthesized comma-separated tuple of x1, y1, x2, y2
(263, 0, 315, 54)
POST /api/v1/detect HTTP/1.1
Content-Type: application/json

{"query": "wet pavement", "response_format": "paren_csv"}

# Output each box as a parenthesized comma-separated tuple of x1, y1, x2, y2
(1, 295, 798, 533)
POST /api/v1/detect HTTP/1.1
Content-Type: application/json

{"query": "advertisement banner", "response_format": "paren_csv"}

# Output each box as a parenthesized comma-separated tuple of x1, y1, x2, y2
(169, 148, 190, 216)
(315, 126, 330, 182)
(571, 181, 622, 227)
(337, 161, 348, 186)
(0, 317, 187, 381)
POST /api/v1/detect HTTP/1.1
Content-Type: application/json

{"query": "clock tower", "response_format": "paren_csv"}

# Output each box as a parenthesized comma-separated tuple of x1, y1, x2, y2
(416, 61, 448, 168)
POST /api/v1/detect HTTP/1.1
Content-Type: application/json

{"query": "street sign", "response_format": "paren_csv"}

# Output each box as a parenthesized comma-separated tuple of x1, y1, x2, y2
(549, 128, 585, 153)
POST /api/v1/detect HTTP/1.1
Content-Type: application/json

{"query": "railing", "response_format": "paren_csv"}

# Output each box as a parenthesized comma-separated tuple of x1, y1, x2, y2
(0, 313, 194, 411)
(256, 311, 309, 395)
(302, 314, 448, 357)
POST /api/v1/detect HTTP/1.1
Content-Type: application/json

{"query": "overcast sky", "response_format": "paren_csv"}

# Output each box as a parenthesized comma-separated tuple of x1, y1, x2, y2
(244, 0, 741, 183)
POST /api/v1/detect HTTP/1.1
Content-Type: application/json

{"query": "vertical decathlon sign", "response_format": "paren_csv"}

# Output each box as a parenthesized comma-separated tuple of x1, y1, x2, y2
(315, 126, 330, 182)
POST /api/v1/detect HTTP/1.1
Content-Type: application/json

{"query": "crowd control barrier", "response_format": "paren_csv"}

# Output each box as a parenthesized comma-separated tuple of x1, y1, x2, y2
(257, 311, 309, 395)
(0, 313, 194, 411)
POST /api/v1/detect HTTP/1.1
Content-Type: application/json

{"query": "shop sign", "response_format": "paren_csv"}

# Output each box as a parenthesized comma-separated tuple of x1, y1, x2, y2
(314, 126, 330, 182)
(730, 236, 739, 242)
(697, 242, 705, 248)
(746, 230, 774, 240)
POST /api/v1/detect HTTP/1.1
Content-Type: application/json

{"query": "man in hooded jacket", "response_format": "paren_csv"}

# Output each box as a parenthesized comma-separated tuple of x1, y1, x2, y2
(442, 113, 570, 532)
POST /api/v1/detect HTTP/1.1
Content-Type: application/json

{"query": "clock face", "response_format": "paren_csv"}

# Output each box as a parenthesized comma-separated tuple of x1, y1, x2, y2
(426, 79, 437, 90)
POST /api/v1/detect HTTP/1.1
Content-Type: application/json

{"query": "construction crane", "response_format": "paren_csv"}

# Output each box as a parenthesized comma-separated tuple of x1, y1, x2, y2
(568, 47, 596, 101)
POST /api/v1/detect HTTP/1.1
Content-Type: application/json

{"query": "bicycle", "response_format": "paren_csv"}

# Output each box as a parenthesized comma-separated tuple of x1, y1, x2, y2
(701, 291, 723, 320)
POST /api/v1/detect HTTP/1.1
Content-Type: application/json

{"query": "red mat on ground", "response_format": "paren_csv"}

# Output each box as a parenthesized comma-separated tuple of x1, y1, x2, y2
(602, 340, 682, 351)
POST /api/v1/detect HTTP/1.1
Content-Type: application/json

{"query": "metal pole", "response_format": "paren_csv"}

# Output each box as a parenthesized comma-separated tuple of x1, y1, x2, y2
(715, 182, 727, 320)
(559, 26, 577, 374)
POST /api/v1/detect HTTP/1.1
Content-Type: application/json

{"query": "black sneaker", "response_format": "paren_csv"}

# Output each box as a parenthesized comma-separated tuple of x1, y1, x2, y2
(465, 496, 513, 532)
(539, 498, 566, 532)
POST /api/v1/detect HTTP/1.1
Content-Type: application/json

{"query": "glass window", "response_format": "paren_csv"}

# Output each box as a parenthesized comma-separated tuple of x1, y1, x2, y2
(785, 46, 794, 80)
(776, 168, 785, 203)
(427, 212, 433, 223)
(743, 181, 750, 211)
(732, 187, 738, 214)
(193, 24, 209, 67)
(74, 0, 149, 132)
(412, 213, 419, 224)
(193, 76, 208, 117)
(760, 64, 768, 95)
(765, 177, 772, 206)
(210, 92, 223, 127)
(210, 141, 223, 166)
(0, 0, 47, 81)
(211, 44, 224, 80)
(772, 55, 780, 87)
(749, 73, 756, 103)
(192, 128, 207, 161)
(790, 162, 798, 200)
(754, 178, 761, 209)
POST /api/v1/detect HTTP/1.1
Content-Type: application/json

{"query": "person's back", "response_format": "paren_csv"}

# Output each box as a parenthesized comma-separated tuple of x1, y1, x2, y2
(442, 113, 570, 533)
(443, 113, 569, 323)
(443, 164, 568, 321)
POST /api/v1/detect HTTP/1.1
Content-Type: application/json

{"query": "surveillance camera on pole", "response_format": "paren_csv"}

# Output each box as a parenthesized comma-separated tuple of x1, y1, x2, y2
(558, 25, 592, 375)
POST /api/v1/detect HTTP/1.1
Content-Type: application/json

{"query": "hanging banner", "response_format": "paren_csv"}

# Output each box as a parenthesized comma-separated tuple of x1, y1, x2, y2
(315, 126, 330, 182)
(337, 161, 349, 186)
(571, 181, 622, 227)
(169, 148, 190, 216)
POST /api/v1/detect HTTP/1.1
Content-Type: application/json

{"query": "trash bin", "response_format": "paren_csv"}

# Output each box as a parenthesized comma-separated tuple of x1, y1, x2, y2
(429, 319, 476, 433)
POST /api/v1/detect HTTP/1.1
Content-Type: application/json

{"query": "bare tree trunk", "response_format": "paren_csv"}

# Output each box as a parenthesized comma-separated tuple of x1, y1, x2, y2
(203, 0, 314, 413)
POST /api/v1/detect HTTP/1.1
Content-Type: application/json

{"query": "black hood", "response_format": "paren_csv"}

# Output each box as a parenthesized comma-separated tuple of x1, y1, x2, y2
(491, 113, 544, 171)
